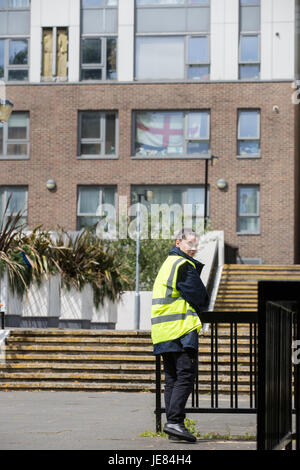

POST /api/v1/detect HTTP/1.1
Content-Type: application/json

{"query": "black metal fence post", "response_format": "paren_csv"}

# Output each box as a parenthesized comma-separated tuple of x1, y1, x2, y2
(155, 354, 162, 432)
(0, 306, 4, 329)
(257, 281, 300, 450)
(294, 306, 300, 451)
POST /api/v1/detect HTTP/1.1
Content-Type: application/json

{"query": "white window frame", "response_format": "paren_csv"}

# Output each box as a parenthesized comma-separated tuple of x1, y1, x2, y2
(237, 185, 260, 235)
(0, 112, 30, 159)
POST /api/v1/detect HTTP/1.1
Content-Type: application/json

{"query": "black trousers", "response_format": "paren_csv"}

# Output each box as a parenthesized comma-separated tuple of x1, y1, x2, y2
(162, 349, 198, 424)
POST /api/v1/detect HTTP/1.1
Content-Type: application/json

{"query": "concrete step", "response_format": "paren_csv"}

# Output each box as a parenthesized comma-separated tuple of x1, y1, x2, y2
(0, 381, 254, 393)
(0, 322, 258, 393)
(0, 362, 253, 373)
(214, 264, 300, 312)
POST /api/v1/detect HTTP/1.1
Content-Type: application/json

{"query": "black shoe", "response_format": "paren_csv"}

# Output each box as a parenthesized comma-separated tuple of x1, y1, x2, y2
(164, 423, 197, 443)
(168, 435, 181, 441)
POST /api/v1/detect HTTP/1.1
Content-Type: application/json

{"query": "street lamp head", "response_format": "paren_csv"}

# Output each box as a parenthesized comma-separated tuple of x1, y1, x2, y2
(0, 99, 14, 123)
(210, 155, 220, 166)
(46, 179, 57, 191)
(217, 178, 228, 190)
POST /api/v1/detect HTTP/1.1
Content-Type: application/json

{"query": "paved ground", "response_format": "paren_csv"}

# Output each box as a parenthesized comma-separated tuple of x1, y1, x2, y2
(0, 392, 257, 451)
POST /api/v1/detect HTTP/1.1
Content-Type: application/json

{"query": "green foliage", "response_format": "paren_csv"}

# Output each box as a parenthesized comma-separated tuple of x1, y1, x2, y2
(0, 201, 131, 307)
(0, 197, 28, 295)
(108, 238, 174, 291)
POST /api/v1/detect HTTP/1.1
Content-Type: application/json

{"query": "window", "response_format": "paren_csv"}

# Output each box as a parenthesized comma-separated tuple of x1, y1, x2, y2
(0, 1, 30, 37)
(81, 37, 117, 80)
(80, 0, 118, 80)
(42, 27, 68, 81)
(136, 1, 209, 4)
(237, 109, 260, 157)
(131, 185, 209, 233)
(135, 0, 210, 80)
(0, 112, 29, 158)
(3, 0, 30, 7)
(82, 0, 117, 5)
(136, 36, 184, 80)
(136, 35, 210, 80)
(237, 257, 262, 264)
(78, 111, 117, 158)
(237, 185, 260, 234)
(0, 186, 28, 227)
(134, 110, 210, 158)
(0, 39, 29, 81)
(77, 185, 116, 230)
(187, 36, 209, 80)
(239, 0, 260, 79)
(81, 0, 118, 34)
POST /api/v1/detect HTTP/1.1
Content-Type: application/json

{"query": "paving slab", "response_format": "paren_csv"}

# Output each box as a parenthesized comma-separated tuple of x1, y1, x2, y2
(0, 391, 256, 451)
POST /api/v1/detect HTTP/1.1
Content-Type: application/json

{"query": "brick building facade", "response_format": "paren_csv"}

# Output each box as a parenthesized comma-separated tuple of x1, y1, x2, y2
(1, 0, 300, 264)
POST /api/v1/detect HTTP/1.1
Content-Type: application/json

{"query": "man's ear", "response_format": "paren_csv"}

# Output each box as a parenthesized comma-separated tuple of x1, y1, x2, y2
(175, 240, 180, 247)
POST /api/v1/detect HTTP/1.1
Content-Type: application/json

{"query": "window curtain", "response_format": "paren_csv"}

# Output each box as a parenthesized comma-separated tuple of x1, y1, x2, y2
(8, 113, 27, 139)
(136, 36, 184, 80)
(6, 188, 26, 214)
(79, 187, 101, 215)
(186, 187, 205, 216)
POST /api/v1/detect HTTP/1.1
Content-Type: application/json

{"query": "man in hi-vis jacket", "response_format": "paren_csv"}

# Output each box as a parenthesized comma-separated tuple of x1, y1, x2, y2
(151, 228, 209, 442)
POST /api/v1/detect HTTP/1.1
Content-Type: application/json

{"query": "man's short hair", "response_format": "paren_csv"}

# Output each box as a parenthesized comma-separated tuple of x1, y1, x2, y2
(175, 228, 198, 241)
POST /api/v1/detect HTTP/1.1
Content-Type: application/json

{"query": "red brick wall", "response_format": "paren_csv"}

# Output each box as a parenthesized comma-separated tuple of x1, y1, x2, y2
(2, 81, 297, 264)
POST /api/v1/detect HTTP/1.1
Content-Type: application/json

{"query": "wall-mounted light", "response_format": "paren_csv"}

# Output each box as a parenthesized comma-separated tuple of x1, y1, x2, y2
(217, 178, 228, 190)
(0, 99, 14, 123)
(273, 105, 279, 113)
(46, 179, 57, 190)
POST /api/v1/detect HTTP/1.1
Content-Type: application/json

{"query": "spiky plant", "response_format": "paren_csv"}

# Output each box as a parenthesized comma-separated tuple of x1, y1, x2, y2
(0, 197, 28, 295)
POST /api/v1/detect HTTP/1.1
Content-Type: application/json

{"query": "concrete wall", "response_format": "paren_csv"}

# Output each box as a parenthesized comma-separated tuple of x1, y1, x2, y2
(261, 0, 295, 80)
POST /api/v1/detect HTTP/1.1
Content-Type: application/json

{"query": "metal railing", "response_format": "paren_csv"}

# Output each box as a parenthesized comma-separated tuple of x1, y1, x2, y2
(155, 286, 300, 451)
(257, 281, 300, 451)
(155, 311, 259, 432)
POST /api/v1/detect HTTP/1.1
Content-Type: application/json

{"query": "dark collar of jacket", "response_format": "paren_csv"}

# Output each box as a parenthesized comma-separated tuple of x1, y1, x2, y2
(169, 246, 204, 275)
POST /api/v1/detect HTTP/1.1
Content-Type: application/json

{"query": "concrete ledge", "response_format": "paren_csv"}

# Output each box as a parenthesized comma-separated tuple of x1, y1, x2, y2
(4, 316, 59, 328)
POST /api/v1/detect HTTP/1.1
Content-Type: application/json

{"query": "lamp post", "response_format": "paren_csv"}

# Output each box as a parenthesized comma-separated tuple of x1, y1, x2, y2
(0, 99, 14, 123)
(204, 155, 220, 230)
(134, 189, 153, 330)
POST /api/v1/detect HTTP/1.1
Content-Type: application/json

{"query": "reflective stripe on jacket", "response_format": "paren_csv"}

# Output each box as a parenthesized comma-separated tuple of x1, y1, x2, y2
(151, 255, 202, 345)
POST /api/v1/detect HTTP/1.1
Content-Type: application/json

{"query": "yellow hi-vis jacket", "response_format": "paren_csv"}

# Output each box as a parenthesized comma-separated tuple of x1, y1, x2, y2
(151, 255, 202, 345)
